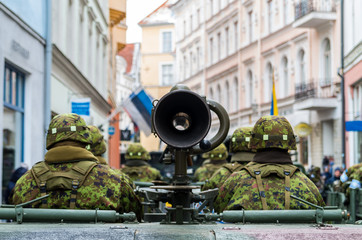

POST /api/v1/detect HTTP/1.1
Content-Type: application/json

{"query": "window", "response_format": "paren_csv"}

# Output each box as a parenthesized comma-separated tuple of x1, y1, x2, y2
(161, 64, 174, 85)
(283, 0, 288, 25)
(209, 87, 214, 100)
(196, 47, 200, 70)
(225, 81, 230, 111)
(248, 11, 253, 43)
(247, 70, 253, 107)
(183, 55, 187, 79)
(298, 49, 306, 84)
(265, 62, 273, 102)
(281, 56, 289, 97)
(210, 0, 214, 17)
(217, 84, 222, 104)
(322, 38, 331, 85)
(225, 27, 229, 56)
(234, 21, 239, 51)
(233, 77, 239, 111)
(217, 32, 221, 60)
(267, 0, 273, 33)
(190, 14, 193, 32)
(162, 31, 172, 53)
(197, 8, 201, 26)
(183, 20, 186, 37)
(209, 37, 214, 65)
(190, 52, 193, 76)
(3, 63, 25, 184)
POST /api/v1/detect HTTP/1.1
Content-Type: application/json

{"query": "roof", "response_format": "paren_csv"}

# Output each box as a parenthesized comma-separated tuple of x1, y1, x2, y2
(118, 44, 135, 74)
(138, 0, 174, 26)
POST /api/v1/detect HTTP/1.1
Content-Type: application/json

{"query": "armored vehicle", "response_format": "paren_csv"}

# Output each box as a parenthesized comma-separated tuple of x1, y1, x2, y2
(1, 86, 361, 239)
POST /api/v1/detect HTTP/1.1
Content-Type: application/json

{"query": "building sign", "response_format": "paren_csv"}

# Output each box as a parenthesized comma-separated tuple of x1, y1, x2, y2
(71, 98, 91, 116)
(11, 40, 29, 59)
(294, 122, 312, 137)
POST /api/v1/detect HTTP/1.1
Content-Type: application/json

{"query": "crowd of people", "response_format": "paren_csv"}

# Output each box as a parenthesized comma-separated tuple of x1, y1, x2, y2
(5, 112, 362, 221)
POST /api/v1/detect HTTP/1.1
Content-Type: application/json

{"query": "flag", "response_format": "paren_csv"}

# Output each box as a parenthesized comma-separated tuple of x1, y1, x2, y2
(122, 88, 153, 136)
(270, 70, 278, 115)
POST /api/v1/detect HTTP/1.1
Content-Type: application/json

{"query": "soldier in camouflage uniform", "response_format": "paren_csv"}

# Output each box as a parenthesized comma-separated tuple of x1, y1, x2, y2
(203, 127, 255, 190)
(307, 166, 323, 191)
(214, 115, 325, 213)
(340, 163, 362, 202)
(121, 143, 161, 182)
(88, 125, 134, 188)
(11, 114, 142, 221)
(194, 143, 228, 182)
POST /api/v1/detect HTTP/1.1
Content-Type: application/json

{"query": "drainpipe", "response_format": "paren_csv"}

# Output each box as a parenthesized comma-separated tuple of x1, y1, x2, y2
(337, 0, 345, 168)
(44, 0, 52, 154)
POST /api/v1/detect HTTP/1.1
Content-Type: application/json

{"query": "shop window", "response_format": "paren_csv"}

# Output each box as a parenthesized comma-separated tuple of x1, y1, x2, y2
(2, 63, 25, 202)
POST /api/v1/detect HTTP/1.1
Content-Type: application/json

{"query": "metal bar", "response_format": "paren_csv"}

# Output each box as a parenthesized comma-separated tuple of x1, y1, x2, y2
(221, 209, 347, 223)
(0, 208, 121, 223)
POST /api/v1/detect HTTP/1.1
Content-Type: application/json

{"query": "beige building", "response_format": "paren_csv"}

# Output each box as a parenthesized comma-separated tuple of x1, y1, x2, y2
(139, 1, 176, 151)
(173, 0, 342, 168)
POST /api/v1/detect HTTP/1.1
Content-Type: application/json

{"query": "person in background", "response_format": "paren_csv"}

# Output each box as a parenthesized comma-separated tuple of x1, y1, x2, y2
(5, 163, 28, 204)
(121, 143, 161, 182)
(88, 125, 134, 188)
(202, 127, 254, 190)
(193, 143, 228, 182)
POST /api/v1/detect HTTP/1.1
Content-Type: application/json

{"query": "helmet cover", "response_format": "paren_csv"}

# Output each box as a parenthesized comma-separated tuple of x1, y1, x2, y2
(88, 125, 107, 156)
(125, 143, 151, 161)
(250, 115, 297, 150)
(46, 113, 92, 150)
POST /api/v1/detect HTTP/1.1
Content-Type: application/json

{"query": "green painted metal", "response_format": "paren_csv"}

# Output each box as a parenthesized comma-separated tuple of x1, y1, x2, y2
(213, 209, 348, 223)
(0, 208, 136, 223)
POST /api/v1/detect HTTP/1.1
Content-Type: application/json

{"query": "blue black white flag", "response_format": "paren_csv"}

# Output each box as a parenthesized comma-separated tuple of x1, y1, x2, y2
(122, 88, 153, 136)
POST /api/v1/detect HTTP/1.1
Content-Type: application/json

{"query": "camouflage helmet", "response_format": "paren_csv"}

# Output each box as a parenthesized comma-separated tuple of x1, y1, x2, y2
(250, 115, 297, 151)
(88, 125, 107, 156)
(229, 127, 254, 153)
(125, 143, 151, 161)
(208, 143, 228, 161)
(46, 113, 92, 150)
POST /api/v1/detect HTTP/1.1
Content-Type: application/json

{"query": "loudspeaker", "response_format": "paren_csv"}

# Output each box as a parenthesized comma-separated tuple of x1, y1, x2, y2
(152, 90, 211, 149)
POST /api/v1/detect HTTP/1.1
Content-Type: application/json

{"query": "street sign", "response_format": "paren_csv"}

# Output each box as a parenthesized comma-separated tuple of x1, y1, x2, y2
(108, 126, 115, 136)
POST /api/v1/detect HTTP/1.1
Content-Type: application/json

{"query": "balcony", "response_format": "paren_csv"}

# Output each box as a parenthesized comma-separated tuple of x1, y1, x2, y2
(293, 0, 336, 28)
(294, 79, 339, 111)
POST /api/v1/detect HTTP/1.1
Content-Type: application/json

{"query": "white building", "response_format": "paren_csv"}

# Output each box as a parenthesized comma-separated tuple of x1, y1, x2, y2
(0, 0, 48, 202)
(51, 0, 111, 131)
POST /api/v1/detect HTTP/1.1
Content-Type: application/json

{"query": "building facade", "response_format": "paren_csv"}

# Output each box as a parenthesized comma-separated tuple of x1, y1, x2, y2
(139, 1, 176, 151)
(173, 0, 343, 168)
(0, 0, 48, 202)
(51, 0, 115, 164)
(344, 0, 362, 167)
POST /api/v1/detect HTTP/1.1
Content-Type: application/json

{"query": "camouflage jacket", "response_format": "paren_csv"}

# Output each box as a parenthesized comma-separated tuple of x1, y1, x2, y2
(11, 146, 142, 221)
(214, 157, 325, 213)
(194, 162, 226, 182)
(121, 165, 161, 182)
(347, 163, 362, 181)
(202, 162, 247, 191)
(95, 156, 135, 188)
